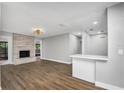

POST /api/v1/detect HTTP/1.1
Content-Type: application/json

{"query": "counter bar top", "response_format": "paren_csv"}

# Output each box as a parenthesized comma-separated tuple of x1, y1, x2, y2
(70, 54, 108, 61)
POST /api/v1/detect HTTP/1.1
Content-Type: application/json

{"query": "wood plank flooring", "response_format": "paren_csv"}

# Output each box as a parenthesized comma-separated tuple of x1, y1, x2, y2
(1, 60, 104, 90)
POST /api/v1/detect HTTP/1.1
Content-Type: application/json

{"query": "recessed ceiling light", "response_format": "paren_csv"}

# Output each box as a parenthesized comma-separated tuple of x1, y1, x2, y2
(77, 32, 81, 35)
(97, 31, 101, 34)
(93, 21, 98, 25)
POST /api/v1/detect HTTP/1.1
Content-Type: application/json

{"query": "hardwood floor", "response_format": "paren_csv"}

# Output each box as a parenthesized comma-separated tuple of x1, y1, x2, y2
(1, 60, 104, 90)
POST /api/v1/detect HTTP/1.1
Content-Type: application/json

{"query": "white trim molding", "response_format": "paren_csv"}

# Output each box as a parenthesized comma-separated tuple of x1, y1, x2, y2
(42, 58, 71, 64)
(0, 60, 13, 65)
(95, 81, 124, 90)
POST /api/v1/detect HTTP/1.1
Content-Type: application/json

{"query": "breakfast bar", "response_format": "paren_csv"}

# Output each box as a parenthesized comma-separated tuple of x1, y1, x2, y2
(70, 54, 108, 83)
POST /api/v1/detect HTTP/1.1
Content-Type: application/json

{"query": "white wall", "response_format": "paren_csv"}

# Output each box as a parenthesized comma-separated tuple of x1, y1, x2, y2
(96, 3, 124, 89)
(0, 31, 13, 64)
(69, 34, 82, 55)
(42, 34, 71, 64)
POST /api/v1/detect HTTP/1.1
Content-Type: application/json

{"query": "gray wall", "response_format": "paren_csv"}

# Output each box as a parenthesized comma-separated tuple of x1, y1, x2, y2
(42, 34, 71, 64)
(85, 34, 108, 56)
(83, 31, 108, 56)
(69, 34, 82, 55)
(96, 3, 124, 88)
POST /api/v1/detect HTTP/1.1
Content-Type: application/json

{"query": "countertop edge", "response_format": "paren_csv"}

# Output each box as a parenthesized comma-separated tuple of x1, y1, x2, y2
(70, 54, 108, 61)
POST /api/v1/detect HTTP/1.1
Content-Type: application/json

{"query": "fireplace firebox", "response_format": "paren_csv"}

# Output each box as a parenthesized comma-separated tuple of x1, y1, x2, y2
(19, 50, 30, 58)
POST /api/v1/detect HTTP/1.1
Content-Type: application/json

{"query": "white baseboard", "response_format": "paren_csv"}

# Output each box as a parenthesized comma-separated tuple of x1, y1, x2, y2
(14, 61, 35, 65)
(0, 60, 13, 65)
(42, 58, 71, 64)
(95, 81, 124, 90)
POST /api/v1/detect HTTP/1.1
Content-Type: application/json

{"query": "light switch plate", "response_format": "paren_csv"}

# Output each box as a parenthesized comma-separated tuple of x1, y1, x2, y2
(118, 49, 123, 55)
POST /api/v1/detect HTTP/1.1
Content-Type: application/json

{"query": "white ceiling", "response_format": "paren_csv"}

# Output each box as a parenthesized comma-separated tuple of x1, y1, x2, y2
(1, 2, 118, 38)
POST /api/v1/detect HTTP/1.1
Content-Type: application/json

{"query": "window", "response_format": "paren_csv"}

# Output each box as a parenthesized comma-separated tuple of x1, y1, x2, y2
(0, 41, 8, 60)
(35, 44, 41, 56)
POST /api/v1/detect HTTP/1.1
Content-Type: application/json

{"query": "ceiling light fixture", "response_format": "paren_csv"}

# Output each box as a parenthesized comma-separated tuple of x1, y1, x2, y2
(33, 27, 44, 36)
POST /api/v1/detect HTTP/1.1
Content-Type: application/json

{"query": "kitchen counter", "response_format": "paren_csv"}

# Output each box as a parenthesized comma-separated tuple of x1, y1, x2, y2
(70, 54, 108, 83)
(70, 54, 108, 61)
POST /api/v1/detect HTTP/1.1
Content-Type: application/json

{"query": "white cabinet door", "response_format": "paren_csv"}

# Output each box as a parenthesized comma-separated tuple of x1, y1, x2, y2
(72, 58, 95, 83)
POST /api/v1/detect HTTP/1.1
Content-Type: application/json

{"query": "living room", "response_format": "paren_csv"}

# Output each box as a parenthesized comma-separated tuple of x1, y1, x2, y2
(0, 1, 124, 92)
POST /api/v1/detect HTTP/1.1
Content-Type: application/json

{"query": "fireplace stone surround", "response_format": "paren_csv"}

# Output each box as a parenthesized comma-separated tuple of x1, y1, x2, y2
(13, 33, 36, 65)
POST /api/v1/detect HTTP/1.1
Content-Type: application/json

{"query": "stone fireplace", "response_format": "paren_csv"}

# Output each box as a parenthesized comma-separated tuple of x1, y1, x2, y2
(13, 33, 36, 65)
